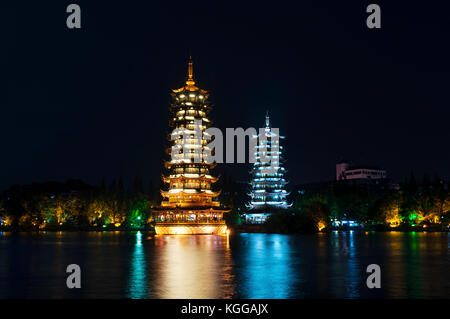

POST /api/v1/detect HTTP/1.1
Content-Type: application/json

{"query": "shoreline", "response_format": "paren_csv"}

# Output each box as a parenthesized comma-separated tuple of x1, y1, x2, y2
(0, 226, 155, 233)
(230, 224, 450, 234)
(2, 226, 449, 234)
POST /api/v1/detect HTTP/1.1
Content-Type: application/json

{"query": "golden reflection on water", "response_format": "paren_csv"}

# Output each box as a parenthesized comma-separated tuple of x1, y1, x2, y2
(153, 235, 235, 299)
(383, 231, 450, 298)
(385, 231, 407, 298)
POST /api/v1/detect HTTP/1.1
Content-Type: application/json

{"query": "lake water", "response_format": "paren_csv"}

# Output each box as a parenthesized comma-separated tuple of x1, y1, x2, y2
(0, 231, 449, 298)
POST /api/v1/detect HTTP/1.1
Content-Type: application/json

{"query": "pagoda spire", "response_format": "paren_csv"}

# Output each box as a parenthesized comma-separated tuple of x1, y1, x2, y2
(265, 110, 270, 128)
(186, 56, 195, 86)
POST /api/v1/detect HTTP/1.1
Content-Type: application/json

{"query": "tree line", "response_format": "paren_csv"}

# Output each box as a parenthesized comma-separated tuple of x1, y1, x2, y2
(226, 172, 450, 232)
(0, 178, 159, 230)
(1, 172, 449, 232)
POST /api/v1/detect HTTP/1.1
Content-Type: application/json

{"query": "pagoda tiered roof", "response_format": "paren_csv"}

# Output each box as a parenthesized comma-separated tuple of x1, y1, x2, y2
(153, 205, 229, 213)
(161, 189, 220, 197)
(162, 174, 219, 183)
(163, 160, 216, 169)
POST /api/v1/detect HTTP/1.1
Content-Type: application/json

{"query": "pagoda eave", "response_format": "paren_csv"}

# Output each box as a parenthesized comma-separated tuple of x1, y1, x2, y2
(172, 86, 209, 94)
(153, 205, 230, 212)
(162, 175, 219, 183)
(160, 190, 221, 198)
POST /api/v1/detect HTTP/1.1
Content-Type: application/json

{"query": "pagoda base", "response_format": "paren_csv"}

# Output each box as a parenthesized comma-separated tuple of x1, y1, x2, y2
(155, 223, 227, 235)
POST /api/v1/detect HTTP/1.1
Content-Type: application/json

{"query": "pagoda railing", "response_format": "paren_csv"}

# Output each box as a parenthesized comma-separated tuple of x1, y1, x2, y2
(154, 219, 225, 224)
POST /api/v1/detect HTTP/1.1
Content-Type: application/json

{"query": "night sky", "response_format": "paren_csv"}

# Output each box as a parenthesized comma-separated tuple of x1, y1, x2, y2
(1, 1, 449, 191)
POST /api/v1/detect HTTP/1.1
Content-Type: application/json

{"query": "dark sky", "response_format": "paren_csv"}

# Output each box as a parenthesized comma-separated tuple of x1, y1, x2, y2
(1, 0, 449, 191)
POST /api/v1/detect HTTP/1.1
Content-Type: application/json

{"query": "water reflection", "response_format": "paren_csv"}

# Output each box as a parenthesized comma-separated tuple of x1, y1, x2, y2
(314, 233, 330, 296)
(153, 235, 234, 298)
(236, 234, 298, 298)
(127, 231, 148, 299)
(345, 230, 360, 298)
(385, 231, 407, 298)
(0, 231, 449, 298)
(406, 232, 421, 298)
(327, 231, 361, 298)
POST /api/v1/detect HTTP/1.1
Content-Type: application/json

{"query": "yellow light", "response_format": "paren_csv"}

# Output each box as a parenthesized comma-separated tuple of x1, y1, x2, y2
(2, 217, 12, 226)
(115, 223, 121, 227)
(184, 173, 200, 178)
(317, 221, 326, 231)
(387, 216, 401, 228)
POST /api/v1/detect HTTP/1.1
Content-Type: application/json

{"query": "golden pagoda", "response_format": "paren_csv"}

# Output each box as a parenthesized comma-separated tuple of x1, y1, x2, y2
(152, 57, 229, 235)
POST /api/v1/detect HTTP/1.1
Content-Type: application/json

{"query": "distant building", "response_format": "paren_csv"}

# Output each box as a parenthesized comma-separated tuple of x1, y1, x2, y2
(336, 161, 387, 181)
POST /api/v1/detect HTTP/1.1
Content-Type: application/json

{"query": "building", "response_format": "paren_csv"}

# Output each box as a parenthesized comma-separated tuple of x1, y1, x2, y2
(244, 112, 291, 223)
(336, 161, 387, 181)
(152, 58, 229, 235)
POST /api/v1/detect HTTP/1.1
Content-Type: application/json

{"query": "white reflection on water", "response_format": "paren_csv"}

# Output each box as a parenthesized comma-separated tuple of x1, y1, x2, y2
(328, 231, 361, 298)
(345, 230, 360, 298)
